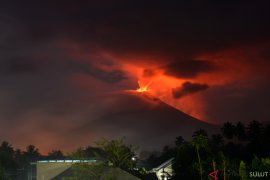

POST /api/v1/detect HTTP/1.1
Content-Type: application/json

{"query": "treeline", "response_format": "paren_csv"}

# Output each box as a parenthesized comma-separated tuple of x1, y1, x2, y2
(0, 138, 138, 179)
(0, 144, 40, 179)
(0, 120, 270, 179)
(147, 120, 270, 179)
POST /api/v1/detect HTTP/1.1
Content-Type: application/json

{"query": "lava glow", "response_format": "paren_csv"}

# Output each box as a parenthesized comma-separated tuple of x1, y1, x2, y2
(128, 65, 208, 121)
(136, 81, 152, 93)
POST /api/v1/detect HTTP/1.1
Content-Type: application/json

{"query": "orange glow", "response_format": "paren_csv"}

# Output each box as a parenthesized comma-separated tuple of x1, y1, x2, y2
(60, 46, 212, 121)
(117, 62, 208, 120)
(65, 43, 266, 123)
(136, 81, 152, 92)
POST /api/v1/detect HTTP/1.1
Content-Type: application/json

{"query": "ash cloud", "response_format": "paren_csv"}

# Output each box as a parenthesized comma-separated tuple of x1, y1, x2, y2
(164, 60, 215, 78)
(172, 82, 209, 99)
(87, 67, 126, 84)
(71, 61, 126, 84)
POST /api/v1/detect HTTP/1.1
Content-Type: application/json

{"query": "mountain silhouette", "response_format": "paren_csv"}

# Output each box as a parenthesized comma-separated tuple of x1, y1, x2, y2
(78, 90, 219, 151)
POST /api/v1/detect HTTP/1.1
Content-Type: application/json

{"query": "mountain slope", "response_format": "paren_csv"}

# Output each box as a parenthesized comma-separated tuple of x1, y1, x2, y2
(77, 91, 219, 151)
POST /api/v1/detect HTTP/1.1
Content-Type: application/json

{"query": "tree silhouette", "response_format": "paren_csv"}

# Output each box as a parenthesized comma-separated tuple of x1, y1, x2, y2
(173, 144, 198, 179)
(193, 128, 208, 138)
(235, 122, 246, 141)
(210, 134, 224, 153)
(14, 149, 27, 168)
(245, 120, 263, 156)
(68, 147, 86, 159)
(48, 150, 64, 159)
(262, 124, 270, 155)
(0, 165, 6, 179)
(175, 136, 184, 147)
(83, 146, 105, 158)
(95, 138, 136, 171)
(221, 122, 236, 140)
(191, 134, 208, 180)
(247, 120, 263, 142)
(0, 141, 16, 169)
(24, 145, 40, 160)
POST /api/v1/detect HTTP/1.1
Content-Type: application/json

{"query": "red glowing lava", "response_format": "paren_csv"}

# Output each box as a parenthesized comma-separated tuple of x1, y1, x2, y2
(136, 81, 152, 92)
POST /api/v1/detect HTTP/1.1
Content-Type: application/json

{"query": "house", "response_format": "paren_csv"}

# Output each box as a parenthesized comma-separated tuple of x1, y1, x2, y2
(53, 166, 141, 180)
(35, 159, 97, 180)
(33, 159, 141, 180)
(151, 158, 174, 180)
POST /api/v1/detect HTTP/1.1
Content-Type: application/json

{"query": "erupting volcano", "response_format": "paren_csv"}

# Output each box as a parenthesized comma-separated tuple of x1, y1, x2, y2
(0, 0, 269, 158)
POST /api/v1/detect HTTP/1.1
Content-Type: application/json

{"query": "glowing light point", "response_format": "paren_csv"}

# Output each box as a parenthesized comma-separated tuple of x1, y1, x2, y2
(136, 81, 152, 93)
(136, 86, 148, 93)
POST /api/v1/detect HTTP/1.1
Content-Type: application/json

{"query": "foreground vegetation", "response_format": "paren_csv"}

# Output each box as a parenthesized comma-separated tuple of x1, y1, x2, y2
(0, 120, 270, 179)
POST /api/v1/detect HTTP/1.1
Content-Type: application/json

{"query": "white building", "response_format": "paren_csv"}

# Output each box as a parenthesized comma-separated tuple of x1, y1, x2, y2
(152, 158, 174, 180)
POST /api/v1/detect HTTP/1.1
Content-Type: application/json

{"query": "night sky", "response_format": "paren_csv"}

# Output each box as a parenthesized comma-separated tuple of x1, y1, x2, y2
(1, 1, 270, 153)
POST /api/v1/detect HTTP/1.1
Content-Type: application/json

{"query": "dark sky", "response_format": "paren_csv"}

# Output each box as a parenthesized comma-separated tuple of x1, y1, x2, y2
(1, 0, 270, 153)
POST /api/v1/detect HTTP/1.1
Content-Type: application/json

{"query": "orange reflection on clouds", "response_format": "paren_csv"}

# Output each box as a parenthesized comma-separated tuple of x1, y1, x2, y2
(121, 62, 206, 120)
